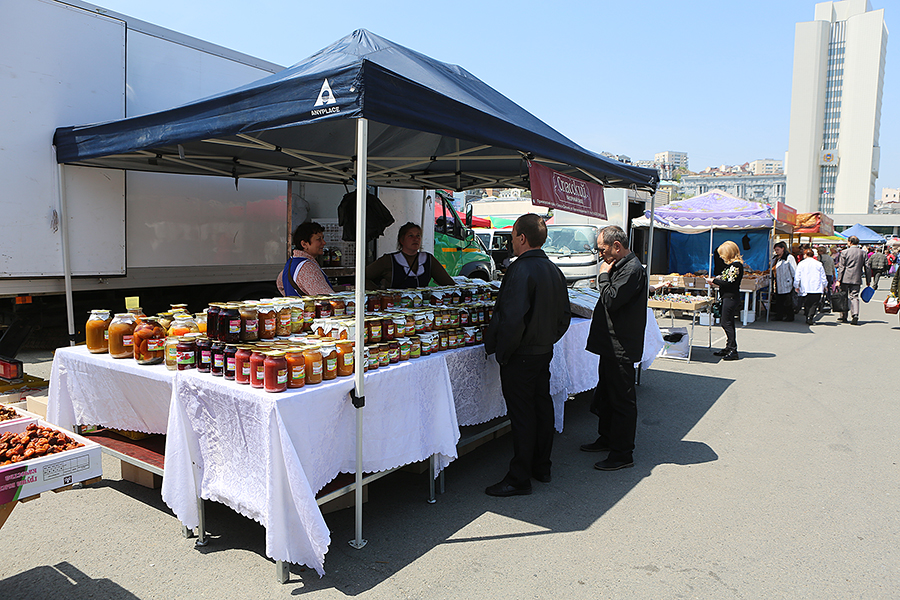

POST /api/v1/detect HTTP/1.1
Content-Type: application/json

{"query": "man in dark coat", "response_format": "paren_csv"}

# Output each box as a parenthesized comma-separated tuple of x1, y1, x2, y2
(836, 236, 869, 325)
(581, 225, 647, 470)
(483, 214, 571, 496)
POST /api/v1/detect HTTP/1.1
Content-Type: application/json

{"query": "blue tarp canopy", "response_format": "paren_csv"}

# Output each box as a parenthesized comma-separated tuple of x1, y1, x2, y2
(53, 29, 658, 193)
(837, 223, 885, 244)
(668, 230, 770, 274)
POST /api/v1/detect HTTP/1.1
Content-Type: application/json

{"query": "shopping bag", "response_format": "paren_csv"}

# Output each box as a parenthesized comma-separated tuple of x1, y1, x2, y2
(861, 286, 875, 303)
(885, 296, 900, 315)
(831, 288, 849, 313)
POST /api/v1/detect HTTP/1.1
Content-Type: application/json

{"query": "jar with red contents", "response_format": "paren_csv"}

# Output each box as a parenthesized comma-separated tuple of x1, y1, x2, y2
(223, 344, 238, 380)
(458, 307, 470, 327)
(388, 340, 400, 364)
(263, 351, 288, 393)
(315, 299, 332, 319)
(383, 318, 395, 341)
(210, 341, 225, 376)
(196, 337, 212, 373)
(206, 304, 222, 341)
(285, 348, 306, 389)
(249, 349, 266, 388)
(367, 318, 383, 344)
(366, 293, 381, 313)
(235, 346, 253, 384)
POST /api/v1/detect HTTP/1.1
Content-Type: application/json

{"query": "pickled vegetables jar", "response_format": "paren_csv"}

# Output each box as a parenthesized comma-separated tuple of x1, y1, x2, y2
(168, 314, 199, 338)
(133, 317, 166, 365)
(85, 309, 112, 354)
(127, 307, 146, 325)
(108, 313, 136, 359)
(289, 300, 304, 334)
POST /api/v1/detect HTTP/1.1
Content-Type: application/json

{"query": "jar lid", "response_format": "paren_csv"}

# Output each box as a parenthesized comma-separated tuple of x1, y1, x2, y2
(265, 350, 287, 357)
(89, 309, 110, 314)
(113, 312, 132, 318)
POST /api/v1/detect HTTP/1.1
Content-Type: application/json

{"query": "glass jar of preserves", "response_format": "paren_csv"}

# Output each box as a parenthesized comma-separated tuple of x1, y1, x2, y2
(285, 348, 306, 389)
(210, 341, 225, 377)
(176, 337, 197, 370)
(289, 301, 304, 334)
(194, 311, 208, 334)
(127, 307, 145, 325)
(439, 330, 449, 351)
(418, 333, 433, 356)
(459, 307, 470, 327)
(196, 337, 212, 373)
(345, 296, 356, 317)
(476, 326, 484, 344)
(302, 298, 316, 332)
(367, 318, 383, 344)
(330, 297, 346, 318)
(168, 314, 199, 338)
(85, 309, 112, 354)
(449, 310, 460, 328)
(398, 337, 410, 361)
(447, 329, 458, 350)
(409, 336, 421, 359)
(380, 293, 394, 312)
(170, 303, 189, 313)
(239, 303, 259, 342)
(366, 293, 381, 313)
(235, 346, 253, 384)
(377, 344, 390, 367)
(257, 302, 277, 340)
(463, 327, 477, 346)
(133, 317, 166, 365)
(156, 312, 175, 331)
(462, 288, 473, 304)
(414, 313, 426, 334)
(365, 345, 379, 371)
(219, 303, 242, 343)
(249, 349, 266, 388)
(108, 313, 136, 359)
(315, 299, 332, 319)
(424, 310, 436, 332)
(303, 347, 323, 385)
(320, 344, 338, 380)
(383, 318, 395, 341)
(263, 351, 288, 393)
(449, 289, 461, 305)
(388, 340, 400, 364)
(223, 344, 238, 380)
(165, 337, 180, 371)
(276, 301, 292, 337)
(335, 341, 354, 377)
(206, 304, 222, 340)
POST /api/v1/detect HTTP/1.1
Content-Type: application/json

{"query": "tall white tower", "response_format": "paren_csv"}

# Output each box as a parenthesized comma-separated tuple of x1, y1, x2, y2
(785, 0, 888, 214)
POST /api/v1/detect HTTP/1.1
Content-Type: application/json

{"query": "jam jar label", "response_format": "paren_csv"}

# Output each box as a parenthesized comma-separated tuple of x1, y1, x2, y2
(333, 307, 345, 317)
(227, 357, 236, 370)
(320, 307, 332, 318)
(292, 366, 305, 380)
(256, 365, 265, 379)
(147, 339, 164, 351)
(122, 335, 133, 347)
(213, 355, 224, 368)
(277, 369, 288, 384)
(245, 319, 258, 333)
(311, 361, 323, 375)
(229, 319, 241, 334)
(103, 330, 109, 340)
(242, 364, 251, 377)
(371, 324, 382, 338)
(201, 350, 211, 364)
(388, 348, 399, 361)
(264, 318, 276, 332)
(279, 315, 290, 327)
(326, 358, 337, 372)
(176, 351, 195, 365)
(343, 353, 354, 366)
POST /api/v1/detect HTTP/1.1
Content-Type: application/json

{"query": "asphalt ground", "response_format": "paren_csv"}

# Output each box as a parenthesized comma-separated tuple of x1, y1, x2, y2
(1, 291, 898, 599)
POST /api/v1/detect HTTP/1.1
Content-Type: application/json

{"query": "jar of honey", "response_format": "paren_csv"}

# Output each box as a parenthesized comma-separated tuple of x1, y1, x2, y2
(263, 351, 288, 393)
(257, 302, 277, 340)
(194, 311, 208, 334)
(133, 318, 166, 365)
(165, 337, 180, 371)
(320, 344, 338, 380)
(335, 341, 354, 377)
(249, 349, 266, 388)
(303, 347, 323, 385)
(85, 309, 112, 354)
(239, 303, 259, 342)
(235, 346, 253, 384)
(285, 348, 306, 389)
(108, 313, 136, 359)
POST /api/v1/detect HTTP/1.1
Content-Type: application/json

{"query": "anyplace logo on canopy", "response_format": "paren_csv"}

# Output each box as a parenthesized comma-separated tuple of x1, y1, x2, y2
(312, 79, 340, 116)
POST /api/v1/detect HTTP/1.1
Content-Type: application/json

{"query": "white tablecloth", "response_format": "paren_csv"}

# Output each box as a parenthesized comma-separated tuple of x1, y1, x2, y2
(48, 346, 174, 434)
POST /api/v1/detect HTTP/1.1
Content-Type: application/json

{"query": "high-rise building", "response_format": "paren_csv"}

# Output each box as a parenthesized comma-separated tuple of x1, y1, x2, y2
(785, 0, 888, 214)
(653, 151, 689, 170)
(748, 159, 784, 175)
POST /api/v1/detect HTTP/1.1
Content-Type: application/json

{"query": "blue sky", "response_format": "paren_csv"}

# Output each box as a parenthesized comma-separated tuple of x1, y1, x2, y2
(96, 0, 896, 194)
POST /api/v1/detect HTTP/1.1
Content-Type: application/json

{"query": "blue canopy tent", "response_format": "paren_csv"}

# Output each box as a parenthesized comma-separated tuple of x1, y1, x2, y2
(52, 29, 659, 570)
(837, 223, 886, 244)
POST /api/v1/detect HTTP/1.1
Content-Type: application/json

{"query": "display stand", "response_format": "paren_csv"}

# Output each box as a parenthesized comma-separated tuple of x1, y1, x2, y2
(648, 296, 712, 363)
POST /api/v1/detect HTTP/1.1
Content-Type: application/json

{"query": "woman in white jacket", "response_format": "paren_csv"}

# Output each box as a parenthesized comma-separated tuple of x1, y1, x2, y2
(772, 241, 797, 321)
(794, 248, 828, 325)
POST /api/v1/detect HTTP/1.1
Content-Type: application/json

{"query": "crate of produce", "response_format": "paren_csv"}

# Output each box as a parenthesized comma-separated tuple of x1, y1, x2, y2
(0, 420, 102, 504)
(0, 405, 37, 434)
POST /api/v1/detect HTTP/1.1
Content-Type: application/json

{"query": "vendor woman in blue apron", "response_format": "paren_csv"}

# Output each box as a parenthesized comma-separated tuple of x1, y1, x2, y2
(276, 222, 334, 296)
(365, 222, 456, 289)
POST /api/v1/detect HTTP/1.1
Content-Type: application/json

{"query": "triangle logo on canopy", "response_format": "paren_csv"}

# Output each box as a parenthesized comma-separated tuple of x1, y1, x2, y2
(314, 79, 337, 107)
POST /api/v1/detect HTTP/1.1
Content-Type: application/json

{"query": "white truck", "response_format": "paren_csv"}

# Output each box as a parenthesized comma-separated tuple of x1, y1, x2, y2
(1, 0, 293, 346)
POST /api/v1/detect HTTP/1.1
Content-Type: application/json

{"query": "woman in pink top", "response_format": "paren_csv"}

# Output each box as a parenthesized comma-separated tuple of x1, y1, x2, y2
(276, 222, 334, 296)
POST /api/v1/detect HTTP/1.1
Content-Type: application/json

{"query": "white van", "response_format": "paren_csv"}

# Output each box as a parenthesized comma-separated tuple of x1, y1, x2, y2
(542, 225, 600, 288)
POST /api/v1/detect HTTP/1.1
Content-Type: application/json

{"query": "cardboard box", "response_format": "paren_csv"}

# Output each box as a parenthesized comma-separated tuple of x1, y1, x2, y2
(740, 310, 756, 323)
(25, 394, 48, 420)
(0, 420, 102, 504)
(648, 299, 671, 310)
(121, 462, 162, 489)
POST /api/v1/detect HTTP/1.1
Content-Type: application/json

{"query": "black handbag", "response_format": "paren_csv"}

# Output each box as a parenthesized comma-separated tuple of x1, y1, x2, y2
(831, 288, 849, 313)
(711, 299, 723, 319)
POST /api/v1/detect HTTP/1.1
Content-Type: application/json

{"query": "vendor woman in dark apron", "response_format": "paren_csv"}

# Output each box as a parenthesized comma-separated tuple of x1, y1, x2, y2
(365, 222, 457, 289)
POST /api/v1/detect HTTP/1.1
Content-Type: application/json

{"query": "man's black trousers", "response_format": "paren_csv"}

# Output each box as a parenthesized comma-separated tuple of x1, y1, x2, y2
(499, 352, 554, 487)
(591, 357, 636, 462)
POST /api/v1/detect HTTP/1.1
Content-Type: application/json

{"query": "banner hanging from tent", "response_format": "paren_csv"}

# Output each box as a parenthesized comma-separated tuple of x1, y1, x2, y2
(529, 161, 606, 220)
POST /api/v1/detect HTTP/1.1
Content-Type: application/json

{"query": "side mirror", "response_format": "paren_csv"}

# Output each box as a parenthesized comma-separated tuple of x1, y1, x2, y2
(465, 203, 473, 229)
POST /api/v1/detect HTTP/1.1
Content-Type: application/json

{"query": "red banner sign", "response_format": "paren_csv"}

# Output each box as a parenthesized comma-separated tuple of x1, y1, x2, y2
(528, 161, 606, 220)
(774, 201, 797, 226)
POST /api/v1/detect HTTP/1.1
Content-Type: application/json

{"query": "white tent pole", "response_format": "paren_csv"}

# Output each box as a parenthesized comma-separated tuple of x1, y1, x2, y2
(56, 162, 75, 346)
(350, 117, 368, 550)
(708, 220, 715, 294)
(647, 191, 656, 294)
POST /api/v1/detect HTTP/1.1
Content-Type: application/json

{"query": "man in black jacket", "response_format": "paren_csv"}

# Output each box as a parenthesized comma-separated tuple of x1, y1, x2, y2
(484, 214, 571, 497)
(581, 225, 647, 471)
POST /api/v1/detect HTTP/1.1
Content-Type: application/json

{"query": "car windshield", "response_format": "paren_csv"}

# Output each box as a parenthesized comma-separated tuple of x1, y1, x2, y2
(543, 226, 597, 254)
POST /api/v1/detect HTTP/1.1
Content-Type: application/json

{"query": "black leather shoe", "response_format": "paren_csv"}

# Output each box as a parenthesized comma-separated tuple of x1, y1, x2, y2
(806, 316, 814, 325)
(485, 481, 532, 497)
(722, 350, 739, 361)
(594, 457, 634, 471)
(580, 438, 611, 452)
(533, 473, 552, 483)
(851, 316, 859, 325)
(713, 348, 728, 356)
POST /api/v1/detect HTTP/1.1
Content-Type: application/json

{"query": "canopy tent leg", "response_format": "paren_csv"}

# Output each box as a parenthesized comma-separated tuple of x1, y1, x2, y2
(56, 161, 76, 346)
(646, 189, 656, 292)
(349, 117, 368, 551)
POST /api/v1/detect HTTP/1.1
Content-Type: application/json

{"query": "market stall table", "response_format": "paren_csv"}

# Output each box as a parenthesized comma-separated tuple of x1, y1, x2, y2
(648, 297, 712, 362)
